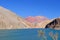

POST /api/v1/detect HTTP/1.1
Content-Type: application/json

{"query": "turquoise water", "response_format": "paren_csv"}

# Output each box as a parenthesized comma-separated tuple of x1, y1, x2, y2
(0, 28, 60, 40)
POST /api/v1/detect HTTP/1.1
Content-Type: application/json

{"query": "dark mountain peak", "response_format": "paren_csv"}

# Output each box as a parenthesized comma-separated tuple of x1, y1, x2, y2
(45, 18, 60, 30)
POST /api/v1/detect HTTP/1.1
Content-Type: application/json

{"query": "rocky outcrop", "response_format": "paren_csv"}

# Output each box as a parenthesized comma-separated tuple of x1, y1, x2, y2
(45, 18, 60, 30)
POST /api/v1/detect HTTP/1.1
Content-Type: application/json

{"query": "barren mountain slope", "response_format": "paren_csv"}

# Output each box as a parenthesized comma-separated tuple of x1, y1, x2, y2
(0, 6, 31, 29)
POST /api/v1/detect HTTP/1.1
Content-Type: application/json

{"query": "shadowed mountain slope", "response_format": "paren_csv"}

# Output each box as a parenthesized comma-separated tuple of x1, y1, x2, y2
(45, 18, 60, 30)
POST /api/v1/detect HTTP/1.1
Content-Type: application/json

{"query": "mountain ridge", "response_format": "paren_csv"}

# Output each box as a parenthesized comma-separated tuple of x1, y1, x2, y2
(0, 6, 60, 30)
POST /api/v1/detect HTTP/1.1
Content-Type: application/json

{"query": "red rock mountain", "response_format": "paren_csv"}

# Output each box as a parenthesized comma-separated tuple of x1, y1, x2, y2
(25, 16, 48, 23)
(25, 16, 51, 28)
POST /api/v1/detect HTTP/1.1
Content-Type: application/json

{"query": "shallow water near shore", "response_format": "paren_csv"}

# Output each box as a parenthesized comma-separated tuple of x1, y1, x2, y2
(0, 28, 60, 40)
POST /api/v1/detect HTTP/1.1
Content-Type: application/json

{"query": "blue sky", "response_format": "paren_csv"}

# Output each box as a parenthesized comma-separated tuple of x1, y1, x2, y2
(0, 0, 60, 19)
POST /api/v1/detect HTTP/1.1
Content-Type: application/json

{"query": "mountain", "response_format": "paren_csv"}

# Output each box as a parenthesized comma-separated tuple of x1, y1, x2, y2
(0, 6, 32, 29)
(45, 18, 60, 30)
(25, 16, 48, 23)
(25, 16, 51, 28)
(0, 6, 59, 30)
(0, 6, 51, 29)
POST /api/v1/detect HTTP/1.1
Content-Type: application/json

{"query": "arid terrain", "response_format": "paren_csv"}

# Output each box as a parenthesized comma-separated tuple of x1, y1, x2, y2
(0, 6, 60, 30)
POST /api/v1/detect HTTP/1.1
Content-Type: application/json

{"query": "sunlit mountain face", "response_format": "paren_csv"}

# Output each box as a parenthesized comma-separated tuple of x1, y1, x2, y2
(0, 6, 33, 29)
